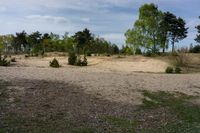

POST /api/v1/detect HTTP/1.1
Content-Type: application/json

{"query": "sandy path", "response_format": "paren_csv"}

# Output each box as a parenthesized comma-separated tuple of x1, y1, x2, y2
(0, 64, 200, 105)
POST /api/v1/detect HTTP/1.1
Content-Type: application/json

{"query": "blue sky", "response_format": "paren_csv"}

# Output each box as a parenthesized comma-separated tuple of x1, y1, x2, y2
(0, 0, 199, 48)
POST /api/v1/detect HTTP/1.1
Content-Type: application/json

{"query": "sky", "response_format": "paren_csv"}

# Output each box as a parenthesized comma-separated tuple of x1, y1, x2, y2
(0, 0, 199, 48)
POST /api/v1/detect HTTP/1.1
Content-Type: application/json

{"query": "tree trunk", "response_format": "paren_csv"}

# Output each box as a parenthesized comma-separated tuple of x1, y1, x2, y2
(172, 40, 175, 53)
(162, 48, 165, 53)
(153, 44, 156, 53)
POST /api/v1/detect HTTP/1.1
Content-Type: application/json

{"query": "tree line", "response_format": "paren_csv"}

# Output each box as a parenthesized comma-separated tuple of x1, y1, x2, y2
(1, 3, 200, 56)
(0, 29, 119, 56)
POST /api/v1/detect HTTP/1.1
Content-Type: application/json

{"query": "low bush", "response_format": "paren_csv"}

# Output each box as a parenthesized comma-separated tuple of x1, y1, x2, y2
(165, 67, 174, 73)
(135, 48, 142, 55)
(144, 50, 157, 57)
(68, 52, 77, 65)
(76, 56, 87, 66)
(175, 66, 182, 74)
(0, 56, 10, 66)
(190, 45, 200, 53)
(86, 51, 92, 56)
(50, 58, 60, 68)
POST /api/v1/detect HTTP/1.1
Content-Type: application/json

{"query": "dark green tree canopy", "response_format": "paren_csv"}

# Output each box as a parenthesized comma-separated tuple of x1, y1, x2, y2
(73, 28, 93, 49)
(13, 30, 27, 53)
(0, 28, 119, 55)
(195, 16, 200, 43)
(73, 28, 93, 55)
(162, 12, 188, 52)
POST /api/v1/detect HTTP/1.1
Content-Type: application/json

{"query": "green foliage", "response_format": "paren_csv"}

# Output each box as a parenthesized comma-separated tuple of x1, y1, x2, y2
(121, 45, 133, 55)
(68, 52, 77, 65)
(126, 4, 188, 54)
(135, 48, 142, 55)
(163, 12, 188, 53)
(142, 91, 200, 132)
(68, 52, 87, 66)
(50, 58, 60, 68)
(144, 50, 157, 57)
(190, 45, 200, 53)
(165, 66, 174, 73)
(72, 127, 95, 133)
(195, 16, 200, 43)
(75, 56, 88, 66)
(0, 41, 4, 52)
(27, 31, 42, 54)
(73, 28, 93, 55)
(0, 28, 119, 56)
(175, 66, 182, 73)
(100, 116, 137, 132)
(86, 51, 92, 56)
(14, 31, 28, 53)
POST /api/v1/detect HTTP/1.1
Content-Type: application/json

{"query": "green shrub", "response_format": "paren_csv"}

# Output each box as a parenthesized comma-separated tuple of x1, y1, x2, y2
(165, 67, 174, 73)
(0, 56, 10, 66)
(86, 51, 92, 56)
(68, 52, 77, 65)
(190, 45, 200, 53)
(135, 48, 142, 55)
(175, 66, 182, 74)
(50, 58, 60, 68)
(144, 50, 154, 57)
(76, 56, 87, 66)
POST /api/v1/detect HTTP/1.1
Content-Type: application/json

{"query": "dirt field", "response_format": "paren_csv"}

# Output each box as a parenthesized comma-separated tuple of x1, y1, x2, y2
(0, 54, 200, 132)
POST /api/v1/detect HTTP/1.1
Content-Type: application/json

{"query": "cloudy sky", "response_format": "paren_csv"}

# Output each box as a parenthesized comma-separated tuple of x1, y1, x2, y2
(0, 0, 199, 47)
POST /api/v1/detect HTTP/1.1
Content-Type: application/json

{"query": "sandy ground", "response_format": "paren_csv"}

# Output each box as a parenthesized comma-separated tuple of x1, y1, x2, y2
(0, 55, 200, 105)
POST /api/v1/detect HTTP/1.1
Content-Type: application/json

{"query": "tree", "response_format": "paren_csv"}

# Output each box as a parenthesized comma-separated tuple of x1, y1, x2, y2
(111, 44, 119, 54)
(134, 3, 163, 53)
(73, 28, 93, 55)
(190, 45, 200, 53)
(158, 13, 169, 53)
(0, 35, 14, 53)
(163, 12, 188, 53)
(62, 32, 74, 52)
(195, 16, 200, 43)
(0, 36, 4, 58)
(41, 33, 51, 53)
(125, 29, 144, 55)
(126, 4, 188, 54)
(14, 31, 28, 53)
(27, 31, 42, 53)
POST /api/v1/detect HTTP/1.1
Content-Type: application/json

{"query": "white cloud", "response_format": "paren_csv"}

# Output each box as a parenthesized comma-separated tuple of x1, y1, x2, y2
(0, 0, 199, 47)
(101, 33, 125, 44)
(0, 7, 6, 12)
(81, 18, 91, 23)
(26, 15, 69, 24)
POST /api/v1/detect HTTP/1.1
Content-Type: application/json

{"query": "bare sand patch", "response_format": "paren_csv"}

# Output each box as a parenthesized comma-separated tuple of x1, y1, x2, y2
(0, 55, 200, 105)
